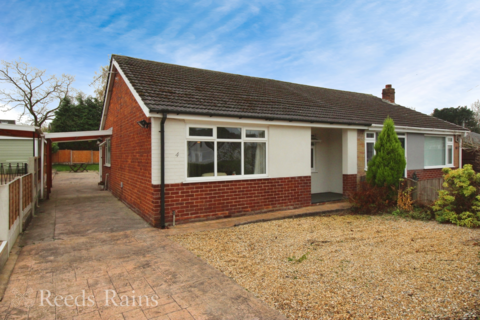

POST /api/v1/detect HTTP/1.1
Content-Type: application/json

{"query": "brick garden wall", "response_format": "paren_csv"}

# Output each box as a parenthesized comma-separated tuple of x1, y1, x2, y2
(102, 70, 160, 226)
(163, 176, 311, 225)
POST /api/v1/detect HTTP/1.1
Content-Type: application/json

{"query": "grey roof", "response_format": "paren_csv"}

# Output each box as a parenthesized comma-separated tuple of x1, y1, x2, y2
(112, 55, 467, 131)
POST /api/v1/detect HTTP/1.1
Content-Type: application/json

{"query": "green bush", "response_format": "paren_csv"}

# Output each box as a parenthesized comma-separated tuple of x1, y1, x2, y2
(366, 117, 406, 188)
(432, 164, 480, 228)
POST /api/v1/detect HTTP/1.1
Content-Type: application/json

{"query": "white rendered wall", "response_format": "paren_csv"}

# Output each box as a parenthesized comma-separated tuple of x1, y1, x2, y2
(268, 125, 311, 178)
(152, 120, 311, 184)
(311, 128, 343, 194)
(342, 129, 358, 175)
(152, 118, 187, 185)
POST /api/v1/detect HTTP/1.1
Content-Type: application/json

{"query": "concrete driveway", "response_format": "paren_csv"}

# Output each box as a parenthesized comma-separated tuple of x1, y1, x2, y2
(0, 172, 285, 320)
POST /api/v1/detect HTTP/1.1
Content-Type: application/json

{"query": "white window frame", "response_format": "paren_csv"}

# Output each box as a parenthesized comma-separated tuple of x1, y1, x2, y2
(365, 132, 407, 172)
(424, 135, 455, 169)
(105, 138, 111, 167)
(365, 132, 376, 170)
(185, 125, 268, 182)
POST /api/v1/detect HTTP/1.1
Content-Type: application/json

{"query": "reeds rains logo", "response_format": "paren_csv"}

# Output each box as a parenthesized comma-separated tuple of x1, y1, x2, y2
(39, 290, 160, 307)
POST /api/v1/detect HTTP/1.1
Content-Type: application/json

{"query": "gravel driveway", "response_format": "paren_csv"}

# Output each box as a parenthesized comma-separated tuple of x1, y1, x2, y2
(170, 214, 480, 319)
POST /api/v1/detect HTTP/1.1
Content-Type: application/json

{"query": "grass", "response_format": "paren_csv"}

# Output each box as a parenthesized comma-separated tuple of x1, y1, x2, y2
(52, 164, 99, 172)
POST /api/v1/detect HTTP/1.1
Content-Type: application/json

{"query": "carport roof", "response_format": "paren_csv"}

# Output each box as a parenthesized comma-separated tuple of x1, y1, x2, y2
(45, 129, 112, 142)
(0, 123, 43, 138)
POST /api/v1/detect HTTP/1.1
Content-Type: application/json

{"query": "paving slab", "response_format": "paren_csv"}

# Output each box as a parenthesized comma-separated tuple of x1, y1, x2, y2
(0, 172, 286, 319)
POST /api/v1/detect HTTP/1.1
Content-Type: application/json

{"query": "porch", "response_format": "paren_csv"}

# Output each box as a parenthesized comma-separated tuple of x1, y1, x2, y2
(311, 127, 357, 203)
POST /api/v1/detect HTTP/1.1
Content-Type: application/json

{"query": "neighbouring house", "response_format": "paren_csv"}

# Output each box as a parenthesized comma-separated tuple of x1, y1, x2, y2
(0, 121, 40, 164)
(98, 55, 468, 228)
(462, 132, 480, 172)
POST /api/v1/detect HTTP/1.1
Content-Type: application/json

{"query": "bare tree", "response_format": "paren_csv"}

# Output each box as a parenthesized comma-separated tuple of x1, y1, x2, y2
(90, 65, 109, 101)
(471, 99, 480, 123)
(0, 58, 75, 127)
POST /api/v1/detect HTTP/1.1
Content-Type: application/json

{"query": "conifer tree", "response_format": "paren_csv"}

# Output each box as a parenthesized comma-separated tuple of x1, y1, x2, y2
(366, 117, 406, 187)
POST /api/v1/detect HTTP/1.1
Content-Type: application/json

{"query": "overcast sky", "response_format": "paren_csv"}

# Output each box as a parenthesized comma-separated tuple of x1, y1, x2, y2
(1, 0, 480, 122)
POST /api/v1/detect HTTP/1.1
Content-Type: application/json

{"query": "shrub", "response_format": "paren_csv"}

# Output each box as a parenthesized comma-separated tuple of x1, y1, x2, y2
(432, 164, 480, 228)
(397, 183, 414, 212)
(349, 181, 395, 215)
(366, 117, 406, 188)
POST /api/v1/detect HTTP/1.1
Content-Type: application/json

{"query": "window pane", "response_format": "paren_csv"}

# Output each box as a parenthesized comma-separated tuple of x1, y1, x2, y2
(187, 141, 215, 177)
(447, 145, 453, 165)
(217, 142, 241, 175)
(246, 130, 265, 138)
(217, 127, 241, 139)
(244, 142, 266, 175)
(366, 142, 374, 165)
(425, 137, 445, 166)
(366, 133, 375, 139)
(189, 127, 213, 137)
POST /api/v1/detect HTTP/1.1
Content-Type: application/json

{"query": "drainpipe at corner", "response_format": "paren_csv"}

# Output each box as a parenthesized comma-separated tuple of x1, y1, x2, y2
(160, 113, 167, 229)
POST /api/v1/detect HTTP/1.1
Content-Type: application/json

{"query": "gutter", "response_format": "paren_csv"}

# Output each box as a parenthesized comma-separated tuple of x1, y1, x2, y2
(159, 113, 167, 229)
(152, 110, 371, 127)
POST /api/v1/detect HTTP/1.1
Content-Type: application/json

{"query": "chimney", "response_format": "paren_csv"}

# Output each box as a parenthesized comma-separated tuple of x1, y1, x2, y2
(382, 84, 395, 103)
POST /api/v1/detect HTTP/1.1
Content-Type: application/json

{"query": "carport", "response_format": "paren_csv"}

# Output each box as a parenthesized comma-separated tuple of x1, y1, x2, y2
(44, 128, 112, 198)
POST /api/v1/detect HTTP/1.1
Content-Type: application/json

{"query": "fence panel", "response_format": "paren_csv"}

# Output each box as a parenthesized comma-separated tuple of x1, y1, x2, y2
(417, 178, 444, 204)
(9, 179, 20, 228)
(52, 150, 99, 164)
(405, 177, 444, 205)
(22, 174, 32, 210)
(52, 150, 71, 163)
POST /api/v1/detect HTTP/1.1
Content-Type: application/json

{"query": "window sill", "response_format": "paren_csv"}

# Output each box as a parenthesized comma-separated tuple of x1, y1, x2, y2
(184, 174, 269, 184)
(104, 164, 111, 167)
(424, 165, 454, 169)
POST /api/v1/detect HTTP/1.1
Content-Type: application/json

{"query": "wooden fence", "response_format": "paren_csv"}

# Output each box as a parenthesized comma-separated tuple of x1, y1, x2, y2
(52, 150, 99, 164)
(405, 177, 444, 205)
(1, 163, 39, 259)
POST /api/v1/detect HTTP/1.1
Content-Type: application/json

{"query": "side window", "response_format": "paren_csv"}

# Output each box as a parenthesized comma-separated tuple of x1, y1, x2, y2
(365, 132, 376, 167)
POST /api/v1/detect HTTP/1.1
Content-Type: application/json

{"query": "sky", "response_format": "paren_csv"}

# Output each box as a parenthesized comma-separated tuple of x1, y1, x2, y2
(1, 0, 480, 123)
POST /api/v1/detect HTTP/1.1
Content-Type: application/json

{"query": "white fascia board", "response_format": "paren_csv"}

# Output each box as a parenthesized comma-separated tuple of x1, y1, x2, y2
(0, 123, 39, 132)
(99, 62, 115, 130)
(369, 124, 469, 135)
(113, 60, 150, 116)
(150, 113, 370, 130)
(45, 128, 112, 140)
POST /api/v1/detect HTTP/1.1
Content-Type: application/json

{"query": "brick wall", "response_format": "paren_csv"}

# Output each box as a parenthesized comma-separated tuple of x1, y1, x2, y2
(406, 168, 445, 181)
(163, 176, 311, 225)
(342, 174, 357, 196)
(102, 70, 160, 226)
(357, 130, 365, 181)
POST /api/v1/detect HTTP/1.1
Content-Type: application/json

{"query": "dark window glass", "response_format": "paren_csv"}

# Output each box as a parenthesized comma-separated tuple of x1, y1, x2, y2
(189, 127, 213, 137)
(246, 130, 265, 138)
(245, 142, 266, 175)
(187, 141, 215, 177)
(448, 145, 453, 164)
(217, 127, 241, 139)
(217, 142, 241, 175)
(366, 142, 375, 165)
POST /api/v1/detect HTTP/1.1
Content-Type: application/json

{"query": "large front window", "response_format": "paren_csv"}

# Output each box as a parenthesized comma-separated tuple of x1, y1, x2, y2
(424, 136, 454, 167)
(187, 126, 267, 179)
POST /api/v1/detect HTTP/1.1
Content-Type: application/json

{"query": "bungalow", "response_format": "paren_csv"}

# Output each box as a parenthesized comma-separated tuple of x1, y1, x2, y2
(99, 55, 468, 228)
